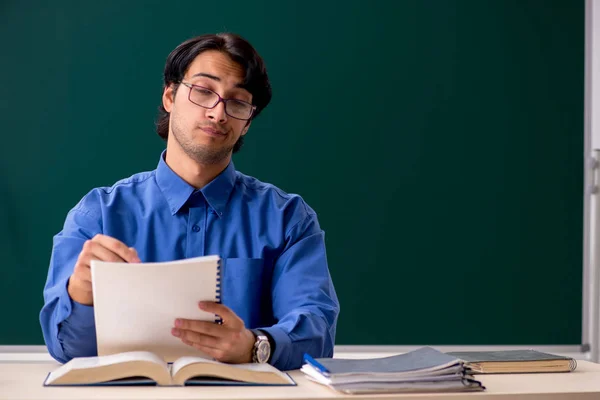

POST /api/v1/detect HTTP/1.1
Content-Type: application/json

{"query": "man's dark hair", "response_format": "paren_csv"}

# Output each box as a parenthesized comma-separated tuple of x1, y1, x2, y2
(156, 33, 272, 153)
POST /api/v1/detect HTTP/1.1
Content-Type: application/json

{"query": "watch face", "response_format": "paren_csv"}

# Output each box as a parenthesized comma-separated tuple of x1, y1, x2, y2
(256, 340, 270, 363)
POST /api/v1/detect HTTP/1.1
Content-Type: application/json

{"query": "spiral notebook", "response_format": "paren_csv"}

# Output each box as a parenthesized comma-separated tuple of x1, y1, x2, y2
(91, 255, 221, 362)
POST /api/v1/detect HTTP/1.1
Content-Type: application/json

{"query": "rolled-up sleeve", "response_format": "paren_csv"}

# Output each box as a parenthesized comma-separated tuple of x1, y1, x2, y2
(261, 213, 340, 371)
(39, 206, 101, 363)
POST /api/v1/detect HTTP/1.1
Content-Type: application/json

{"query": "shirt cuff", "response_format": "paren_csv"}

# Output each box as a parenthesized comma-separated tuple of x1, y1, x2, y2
(68, 299, 95, 324)
(259, 326, 291, 370)
(57, 278, 95, 326)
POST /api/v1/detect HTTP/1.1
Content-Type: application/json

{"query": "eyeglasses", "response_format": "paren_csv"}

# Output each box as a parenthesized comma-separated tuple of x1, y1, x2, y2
(180, 82, 256, 120)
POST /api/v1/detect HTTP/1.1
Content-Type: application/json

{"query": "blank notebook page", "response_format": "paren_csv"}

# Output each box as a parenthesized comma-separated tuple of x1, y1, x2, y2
(91, 256, 220, 362)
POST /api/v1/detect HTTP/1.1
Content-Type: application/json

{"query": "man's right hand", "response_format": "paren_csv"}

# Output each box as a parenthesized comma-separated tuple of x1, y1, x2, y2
(67, 234, 141, 306)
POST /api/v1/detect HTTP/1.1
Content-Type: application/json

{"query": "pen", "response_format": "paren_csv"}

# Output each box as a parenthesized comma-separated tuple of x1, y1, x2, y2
(303, 353, 330, 375)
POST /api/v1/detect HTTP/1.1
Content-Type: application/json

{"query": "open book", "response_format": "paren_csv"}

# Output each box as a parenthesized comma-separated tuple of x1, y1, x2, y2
(44, 351, 295, 387)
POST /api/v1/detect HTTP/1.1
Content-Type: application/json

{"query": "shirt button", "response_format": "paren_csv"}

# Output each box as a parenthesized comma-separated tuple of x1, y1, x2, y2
(192, 225, 200, 232)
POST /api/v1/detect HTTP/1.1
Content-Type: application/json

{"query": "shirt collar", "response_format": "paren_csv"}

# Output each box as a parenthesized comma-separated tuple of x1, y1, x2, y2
(200, 159, 237, 217)
(155, 150, 237, 217)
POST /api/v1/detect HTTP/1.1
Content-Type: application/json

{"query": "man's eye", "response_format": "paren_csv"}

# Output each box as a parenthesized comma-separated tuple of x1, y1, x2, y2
(229, 101, 248, 111)
(194, 89, 214, 96)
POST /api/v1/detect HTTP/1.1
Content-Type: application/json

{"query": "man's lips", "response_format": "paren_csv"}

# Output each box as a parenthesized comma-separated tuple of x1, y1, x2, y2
(200, 127, 227, 136)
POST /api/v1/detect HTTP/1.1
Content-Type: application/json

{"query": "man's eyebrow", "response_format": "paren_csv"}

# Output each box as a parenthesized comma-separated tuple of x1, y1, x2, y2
(191, 72, 246, 89)
(192, 72, 220, 81)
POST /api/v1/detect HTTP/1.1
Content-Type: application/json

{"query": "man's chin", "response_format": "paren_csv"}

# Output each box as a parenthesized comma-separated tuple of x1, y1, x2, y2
(186, 145, 234, 165)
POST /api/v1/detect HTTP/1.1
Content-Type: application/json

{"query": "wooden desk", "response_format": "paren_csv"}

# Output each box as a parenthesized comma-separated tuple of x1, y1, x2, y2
(1, 360, 600, 400)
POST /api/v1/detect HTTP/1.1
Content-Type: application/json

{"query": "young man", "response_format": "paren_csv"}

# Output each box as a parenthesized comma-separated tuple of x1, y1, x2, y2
(39, 33, 339, 371)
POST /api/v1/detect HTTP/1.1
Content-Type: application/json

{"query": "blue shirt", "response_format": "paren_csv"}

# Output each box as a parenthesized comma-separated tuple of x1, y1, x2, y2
(39, 152, 339, 371)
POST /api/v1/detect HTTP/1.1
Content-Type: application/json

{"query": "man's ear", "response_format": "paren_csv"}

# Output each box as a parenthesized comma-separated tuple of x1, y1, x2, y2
(242, 121, 252, 136)
(162, 84, 174, 112)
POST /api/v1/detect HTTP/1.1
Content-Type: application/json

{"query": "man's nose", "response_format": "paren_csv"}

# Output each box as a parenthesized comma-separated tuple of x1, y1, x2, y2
(206, 100, 228, 123)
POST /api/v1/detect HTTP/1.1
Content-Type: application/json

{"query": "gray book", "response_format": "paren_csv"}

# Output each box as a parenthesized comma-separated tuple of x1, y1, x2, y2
(305, 347, 462, 376)
(446, 350, 577, 374)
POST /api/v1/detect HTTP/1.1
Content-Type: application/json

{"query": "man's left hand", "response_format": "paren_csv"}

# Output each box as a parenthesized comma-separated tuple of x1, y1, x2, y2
(171, 301, 255, 363)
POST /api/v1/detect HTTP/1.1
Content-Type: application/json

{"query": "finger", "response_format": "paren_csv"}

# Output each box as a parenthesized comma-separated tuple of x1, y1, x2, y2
(79, 239, 125, 265)
(89, 242, 128, 263)
(73, 239, 124, 286)
(91, 234, 141, 263)
(174, 319, 224, 337)
(198, 302, 244, 329)
(181, 340, 226, 362)
(72, 267, 92, 288)
(172, 329, 220, 349)
(73, 259, 92, 283)
(69, 266, 92, 292)
(73, 241, 95, 284)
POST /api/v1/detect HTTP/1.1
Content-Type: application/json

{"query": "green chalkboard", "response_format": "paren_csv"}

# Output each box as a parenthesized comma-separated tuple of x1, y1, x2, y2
(0, 0, 584, 346)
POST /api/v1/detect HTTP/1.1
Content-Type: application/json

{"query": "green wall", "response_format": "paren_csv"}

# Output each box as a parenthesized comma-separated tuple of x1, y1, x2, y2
(0, 0, 584, 345)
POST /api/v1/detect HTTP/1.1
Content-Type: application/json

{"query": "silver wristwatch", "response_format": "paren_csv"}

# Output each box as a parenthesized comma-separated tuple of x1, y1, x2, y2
(251, 330, 271, 364)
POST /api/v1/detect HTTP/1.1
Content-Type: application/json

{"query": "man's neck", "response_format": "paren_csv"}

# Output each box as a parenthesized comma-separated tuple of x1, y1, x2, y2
(164, 144, 230, 189)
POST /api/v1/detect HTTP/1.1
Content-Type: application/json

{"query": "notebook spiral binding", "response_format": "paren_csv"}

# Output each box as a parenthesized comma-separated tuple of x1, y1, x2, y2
(215, 258, 223, 325)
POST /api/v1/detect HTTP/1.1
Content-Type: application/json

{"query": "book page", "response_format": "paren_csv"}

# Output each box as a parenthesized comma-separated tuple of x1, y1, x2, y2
(171, 356, 216, 377)
(171, 356, 288, 379)
(92, 256, 219, 362)
(46, 351, 166, 384)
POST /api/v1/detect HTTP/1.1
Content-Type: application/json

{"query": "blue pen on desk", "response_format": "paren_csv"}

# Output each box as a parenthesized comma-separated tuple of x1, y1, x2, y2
(303, 353, 330, 375)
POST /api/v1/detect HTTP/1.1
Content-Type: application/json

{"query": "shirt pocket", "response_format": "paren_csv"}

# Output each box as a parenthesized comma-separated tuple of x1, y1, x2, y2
(221, 258, 272, 327)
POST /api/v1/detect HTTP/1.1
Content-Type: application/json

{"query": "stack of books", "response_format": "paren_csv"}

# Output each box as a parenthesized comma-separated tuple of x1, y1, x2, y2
(301, 347, 484, 394)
